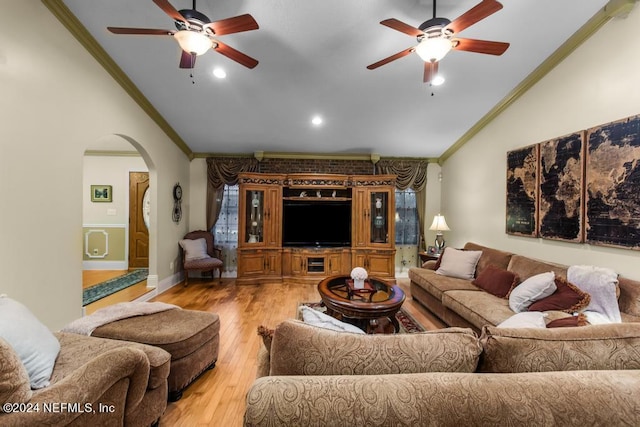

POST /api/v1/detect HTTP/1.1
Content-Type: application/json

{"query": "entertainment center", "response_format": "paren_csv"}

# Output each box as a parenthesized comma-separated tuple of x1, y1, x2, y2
(236, 173, 396, 285)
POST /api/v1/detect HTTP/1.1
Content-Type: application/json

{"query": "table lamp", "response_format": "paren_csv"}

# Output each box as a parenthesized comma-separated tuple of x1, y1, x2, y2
(429, 214, 450, 253)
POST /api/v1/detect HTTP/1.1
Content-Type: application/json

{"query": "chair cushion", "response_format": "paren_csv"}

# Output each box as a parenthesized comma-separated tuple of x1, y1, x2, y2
(183, 257, 223, 269)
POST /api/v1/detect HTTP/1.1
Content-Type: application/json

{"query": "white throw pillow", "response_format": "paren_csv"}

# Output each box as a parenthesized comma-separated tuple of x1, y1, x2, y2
(508, 272, 557, 313)
(435, 248, 482, 280)
(299, 306, 365, 334)
(0, 296, 60, 389)
(179, 238, 209, 261)
(497, 312, 548, 328)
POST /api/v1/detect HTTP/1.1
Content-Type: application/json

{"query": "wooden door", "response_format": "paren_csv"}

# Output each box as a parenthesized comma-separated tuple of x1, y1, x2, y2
(129, 172, 149, 269)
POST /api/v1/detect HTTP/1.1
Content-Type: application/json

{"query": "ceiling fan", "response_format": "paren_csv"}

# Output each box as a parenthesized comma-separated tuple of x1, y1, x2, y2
(367, 0, 510, 84)
(107, 0, 259, 69)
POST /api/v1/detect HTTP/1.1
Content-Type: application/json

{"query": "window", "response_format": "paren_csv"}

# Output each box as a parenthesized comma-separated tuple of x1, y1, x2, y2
(395, 189, 418, 245)
(212, 185, 239, 275)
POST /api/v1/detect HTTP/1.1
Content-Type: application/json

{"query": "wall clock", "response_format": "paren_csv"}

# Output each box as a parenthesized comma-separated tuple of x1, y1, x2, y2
(173, 183, 182, 223)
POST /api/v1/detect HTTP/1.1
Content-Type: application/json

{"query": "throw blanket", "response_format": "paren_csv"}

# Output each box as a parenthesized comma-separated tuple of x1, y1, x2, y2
(568, 265, 621, 324)
(61, 301, 179, 336)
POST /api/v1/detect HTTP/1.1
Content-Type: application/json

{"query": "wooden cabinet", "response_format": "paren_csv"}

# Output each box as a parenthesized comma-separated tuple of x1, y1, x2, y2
(352, 178, 395, 249)
(282, 248, 351, 284)
(352, 249, 396, 278)
(237, 174, 285, 285)
(237, 173, 396, 285)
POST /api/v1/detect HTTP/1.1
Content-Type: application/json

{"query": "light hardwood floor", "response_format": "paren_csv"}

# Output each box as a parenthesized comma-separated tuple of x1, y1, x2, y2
(147, 277, 444, 427)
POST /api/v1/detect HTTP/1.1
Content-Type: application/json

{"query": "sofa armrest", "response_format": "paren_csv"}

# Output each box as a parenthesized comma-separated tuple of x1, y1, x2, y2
(245, 371, 640, 426)
(269, 320, 480, 376)
(422, 259, 437, 270)
(1, 347, 150, 426)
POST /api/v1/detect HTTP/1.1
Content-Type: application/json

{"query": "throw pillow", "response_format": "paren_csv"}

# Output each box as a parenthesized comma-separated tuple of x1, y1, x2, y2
(568, 265, 621, 324)
(508, 272, 557, 313)
(0, 338, 32, 405)
(546, 314, 589, 328)
(435, 248, 482, 280)
(179, 238, 209, 261)
(257, 325, 274, 353)
(298, 306, 365, 334)
(497, 312, 547, 329)
(472, 265, 519, 298)
(528, 276, 591, 313)
(0, 296, 60, 389)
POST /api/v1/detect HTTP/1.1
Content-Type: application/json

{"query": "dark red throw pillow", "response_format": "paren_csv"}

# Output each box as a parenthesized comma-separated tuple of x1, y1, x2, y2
(528, 276, 591, 313)
(472, 265, 519, 299)
(546, 313, 589, 328)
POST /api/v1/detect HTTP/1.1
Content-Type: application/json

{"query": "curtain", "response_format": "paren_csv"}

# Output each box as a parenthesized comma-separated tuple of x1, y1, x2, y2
(375, 159, 428, 191)
(376, 159, 429, 250)
(206, 157, 259, 230)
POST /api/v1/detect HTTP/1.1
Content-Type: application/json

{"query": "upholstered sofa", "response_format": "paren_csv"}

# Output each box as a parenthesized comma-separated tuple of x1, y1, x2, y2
(0, 332, 170, 427)
(409, 242, 640, 332)
(244, 319, 640, 426)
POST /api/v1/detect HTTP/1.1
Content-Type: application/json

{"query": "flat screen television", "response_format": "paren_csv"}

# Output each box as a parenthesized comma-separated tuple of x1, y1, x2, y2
(283, 200, 351, 247)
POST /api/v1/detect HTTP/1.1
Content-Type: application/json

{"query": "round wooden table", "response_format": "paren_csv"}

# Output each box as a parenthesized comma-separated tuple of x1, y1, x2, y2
(317, 275, 405, 333)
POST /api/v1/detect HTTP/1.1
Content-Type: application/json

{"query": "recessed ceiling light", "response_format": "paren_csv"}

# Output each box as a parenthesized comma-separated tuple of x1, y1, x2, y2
(431, 75, 445, 86)
(213, 68, 227, 79)
(311, 116, 323, 126)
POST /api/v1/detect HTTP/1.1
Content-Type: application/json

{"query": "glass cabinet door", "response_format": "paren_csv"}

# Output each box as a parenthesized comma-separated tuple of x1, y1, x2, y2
(246, 190, 264, 243)
(370, 192, 388, 243)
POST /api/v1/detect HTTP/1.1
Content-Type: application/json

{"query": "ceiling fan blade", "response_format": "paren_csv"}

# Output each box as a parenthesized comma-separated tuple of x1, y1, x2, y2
(153, 0, 188, 24)
(423, 61, 439, 84)
(204, 14, 259, 36)
(445, 0, 503, 34)
(214, 41, 258, 69)
(108, 27, 174, 36)
(179, 51, 197, 69)
(366, 47, 414, 70)
(380, 19, 423, 37)
(452, 38, 509, 55)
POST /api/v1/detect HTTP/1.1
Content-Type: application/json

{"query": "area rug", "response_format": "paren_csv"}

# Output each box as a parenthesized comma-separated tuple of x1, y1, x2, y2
(83, 269, 148, 306)
(298, 301, 425, 333)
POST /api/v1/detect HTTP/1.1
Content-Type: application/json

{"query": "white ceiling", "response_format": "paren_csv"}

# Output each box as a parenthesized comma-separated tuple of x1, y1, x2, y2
(63, 0, 609, 158)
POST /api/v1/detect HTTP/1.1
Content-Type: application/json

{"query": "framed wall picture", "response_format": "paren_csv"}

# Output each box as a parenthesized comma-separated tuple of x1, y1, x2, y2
(91, 185, 112, 202)
(506, 144, 539, 237)
(537, 131, 585, 243)
(585, 114, 640, 250)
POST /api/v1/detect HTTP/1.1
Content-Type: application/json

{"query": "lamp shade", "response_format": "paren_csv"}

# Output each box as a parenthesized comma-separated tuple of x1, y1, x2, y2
(174, 30, 212, 56)
(429, 214, 450, 232)
(415, 37, 452, 63)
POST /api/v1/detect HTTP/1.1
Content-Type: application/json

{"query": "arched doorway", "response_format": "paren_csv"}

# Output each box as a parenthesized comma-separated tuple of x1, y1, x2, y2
(81, 134, 156, 313)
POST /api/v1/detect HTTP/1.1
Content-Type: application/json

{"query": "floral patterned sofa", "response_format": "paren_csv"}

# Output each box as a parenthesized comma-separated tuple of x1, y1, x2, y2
(244, 320, 640, 426)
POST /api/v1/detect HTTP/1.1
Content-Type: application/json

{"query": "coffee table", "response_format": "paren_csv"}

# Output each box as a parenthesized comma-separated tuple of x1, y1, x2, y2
(317, 275, 405, 333)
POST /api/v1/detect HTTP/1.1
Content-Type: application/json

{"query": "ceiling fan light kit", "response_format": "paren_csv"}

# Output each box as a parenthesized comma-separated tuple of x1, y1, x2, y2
(174, 30, 212, 55)
(367, 0, 510, 85)
(415, 37, 452, 63)
(107, 0, 259, 70)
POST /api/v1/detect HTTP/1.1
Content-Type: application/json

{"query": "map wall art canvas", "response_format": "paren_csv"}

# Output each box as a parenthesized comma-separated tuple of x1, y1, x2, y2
(585, 114, 640, 250)
(538, 132, 585, 242)
(506, 144, 539, 237)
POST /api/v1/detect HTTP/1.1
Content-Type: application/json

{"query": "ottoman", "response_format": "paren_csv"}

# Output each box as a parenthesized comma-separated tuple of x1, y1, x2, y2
(92, 308, 220, 401)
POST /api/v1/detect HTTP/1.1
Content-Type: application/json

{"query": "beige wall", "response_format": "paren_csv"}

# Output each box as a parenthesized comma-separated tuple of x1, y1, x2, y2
(442, 7, 640, 279)
(0, 1, 191, 329)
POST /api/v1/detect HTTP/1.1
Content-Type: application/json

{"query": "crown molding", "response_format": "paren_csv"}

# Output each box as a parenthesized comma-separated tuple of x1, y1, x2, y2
(41, 0, 194, 160)
(192, 151, 437, 163)
(438, 0, 635, 164)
